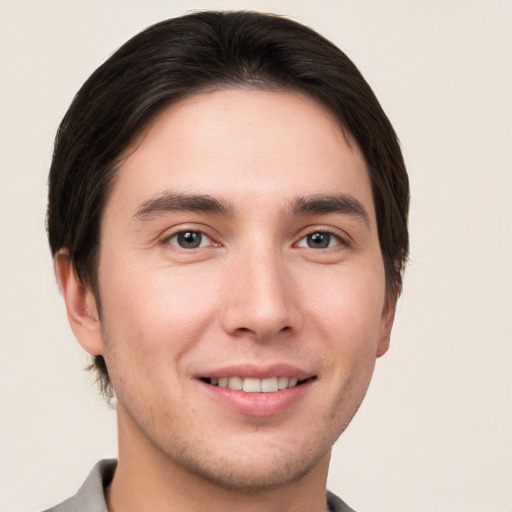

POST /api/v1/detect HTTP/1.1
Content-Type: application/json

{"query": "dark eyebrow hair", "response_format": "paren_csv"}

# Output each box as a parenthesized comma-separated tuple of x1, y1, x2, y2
(134, 192, 234, 220)
(290, 194, 370, 227)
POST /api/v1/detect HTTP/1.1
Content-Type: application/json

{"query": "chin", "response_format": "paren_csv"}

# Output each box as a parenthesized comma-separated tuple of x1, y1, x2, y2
(172, 444, 327, 492)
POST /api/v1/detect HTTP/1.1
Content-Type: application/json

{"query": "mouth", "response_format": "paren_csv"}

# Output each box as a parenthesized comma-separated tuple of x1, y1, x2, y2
(197, 367, 316, 416)
(200, 376, 313, 393)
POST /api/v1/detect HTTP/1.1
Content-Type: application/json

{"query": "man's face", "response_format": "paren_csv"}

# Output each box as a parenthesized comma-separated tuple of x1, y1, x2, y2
(88, 89, 394, 489)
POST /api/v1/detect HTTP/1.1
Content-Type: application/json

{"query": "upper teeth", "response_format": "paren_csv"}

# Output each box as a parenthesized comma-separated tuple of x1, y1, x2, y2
(210, 376, 300, 393)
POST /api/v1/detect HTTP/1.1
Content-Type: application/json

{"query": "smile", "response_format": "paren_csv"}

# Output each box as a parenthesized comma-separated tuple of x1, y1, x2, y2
(198, 367, 315, 416)
(204, 376, 306, 393)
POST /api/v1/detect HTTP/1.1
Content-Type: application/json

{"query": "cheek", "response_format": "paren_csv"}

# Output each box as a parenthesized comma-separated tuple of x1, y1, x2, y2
(98, 259, 222, 356)
(97, 266, 222, 408)
(306, 267, 386, 343)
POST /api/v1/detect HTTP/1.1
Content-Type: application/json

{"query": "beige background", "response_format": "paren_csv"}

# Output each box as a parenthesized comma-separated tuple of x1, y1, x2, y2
(1, 1, 511, 511)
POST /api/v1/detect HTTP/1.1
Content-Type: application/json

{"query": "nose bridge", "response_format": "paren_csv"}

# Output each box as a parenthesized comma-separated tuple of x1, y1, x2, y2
(221, 238, 299, 340)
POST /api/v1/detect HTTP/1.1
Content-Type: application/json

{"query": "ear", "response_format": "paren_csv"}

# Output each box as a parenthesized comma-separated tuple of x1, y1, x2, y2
(55, 250, 104, 356)
(376, 293, 397, 358)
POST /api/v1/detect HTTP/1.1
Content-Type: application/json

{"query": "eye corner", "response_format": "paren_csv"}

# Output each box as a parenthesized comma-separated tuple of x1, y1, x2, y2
(165, 229, 218, 250)
(295, 230, 345, 250)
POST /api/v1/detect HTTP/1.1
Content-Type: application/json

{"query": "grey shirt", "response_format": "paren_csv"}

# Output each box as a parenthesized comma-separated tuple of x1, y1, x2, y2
(43, 459, 356, 512)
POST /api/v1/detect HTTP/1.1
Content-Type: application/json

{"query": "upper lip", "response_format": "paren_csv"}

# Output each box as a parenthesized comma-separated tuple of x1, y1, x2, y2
(197, 363, 314, 380)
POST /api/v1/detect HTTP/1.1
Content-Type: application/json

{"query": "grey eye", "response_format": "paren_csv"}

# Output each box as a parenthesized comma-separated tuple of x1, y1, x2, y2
(297, 232, 341, 249)
(168, 231, 211, 249)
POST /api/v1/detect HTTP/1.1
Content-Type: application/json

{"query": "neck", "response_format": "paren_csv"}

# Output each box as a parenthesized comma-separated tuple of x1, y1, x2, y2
(107, 407, 331, 512)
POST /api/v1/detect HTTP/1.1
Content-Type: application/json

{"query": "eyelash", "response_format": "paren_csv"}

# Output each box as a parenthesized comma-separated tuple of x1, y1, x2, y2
(163, 227, 347, 251)
(165, 230, 217, 249)
(295, 230, 344, 249)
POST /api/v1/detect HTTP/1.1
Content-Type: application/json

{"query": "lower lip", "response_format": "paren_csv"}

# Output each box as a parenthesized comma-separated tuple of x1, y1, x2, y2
(198, 379, 314, 417)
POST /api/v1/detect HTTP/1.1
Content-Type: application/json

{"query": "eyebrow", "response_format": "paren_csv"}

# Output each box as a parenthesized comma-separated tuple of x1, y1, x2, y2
(290, 194, 370, 227)
(134, 192, 234, 220)
(133, 191, 370, 227)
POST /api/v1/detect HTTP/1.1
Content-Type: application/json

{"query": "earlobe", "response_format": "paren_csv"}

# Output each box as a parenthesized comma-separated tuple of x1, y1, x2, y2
(376, 294, 397, 358)
(55, 250, 104, 356)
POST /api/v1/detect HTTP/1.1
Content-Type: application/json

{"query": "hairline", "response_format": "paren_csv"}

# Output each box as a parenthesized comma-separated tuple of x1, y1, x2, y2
(82, 83, 380, 304)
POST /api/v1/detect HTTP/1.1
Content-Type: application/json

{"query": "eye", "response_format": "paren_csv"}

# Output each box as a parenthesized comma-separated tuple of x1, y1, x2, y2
(296, 231, 342, 249)
(167, 230, 213, 249)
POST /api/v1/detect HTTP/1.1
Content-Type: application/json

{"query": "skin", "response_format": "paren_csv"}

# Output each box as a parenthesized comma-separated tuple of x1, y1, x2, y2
(56, 88, 396, 512)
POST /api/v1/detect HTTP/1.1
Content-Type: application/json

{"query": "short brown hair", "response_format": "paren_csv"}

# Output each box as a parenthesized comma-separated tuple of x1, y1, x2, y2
(47, 11, 409, 399)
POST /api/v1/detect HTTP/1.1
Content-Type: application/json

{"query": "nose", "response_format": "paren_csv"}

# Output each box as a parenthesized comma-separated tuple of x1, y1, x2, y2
(220, 246, 301, 342)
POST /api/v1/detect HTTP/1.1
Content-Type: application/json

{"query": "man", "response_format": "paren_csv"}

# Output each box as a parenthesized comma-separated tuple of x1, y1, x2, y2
(45, 10, 409, 512)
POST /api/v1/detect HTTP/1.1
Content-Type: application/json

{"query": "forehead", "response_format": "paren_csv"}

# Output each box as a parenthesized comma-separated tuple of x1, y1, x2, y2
(108, 88, 375, 222)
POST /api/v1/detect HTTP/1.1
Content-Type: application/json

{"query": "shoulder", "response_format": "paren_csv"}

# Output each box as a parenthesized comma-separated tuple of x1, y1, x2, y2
(326, 490, 357, 512)
(41, 459, 117, 512)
